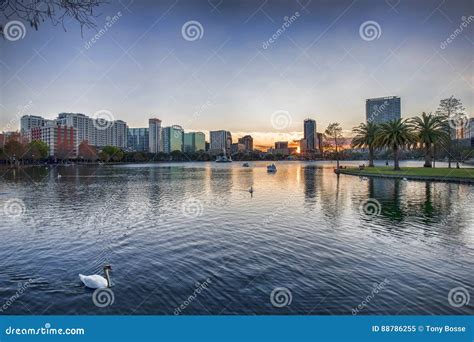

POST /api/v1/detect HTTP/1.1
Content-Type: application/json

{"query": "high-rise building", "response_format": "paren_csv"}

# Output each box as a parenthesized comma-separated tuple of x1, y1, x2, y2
(56, 113, 95, 148)
(20, 115, 54, 134)
(183, 132, 205, 153)
(304, 119, 317, 151)
(109, 120, 128, 149)
(274, 141, 289, 155)
(22, 113, 127, 154)
(210, 130, 232, 155)
(272, 141, 290, 155)
(128, 128, 149, 152)
(316, 132, 324, 152)
(194, 132, 205, 152)
(231, 143, 246, 154)
(275, 141, 288, 149)
(148, 118, 163, 153)
(162, 125, 184, 153)
(366, 96, 401, 124)
(299, 138, 307, 153)
(28, 124, 76, 157)
(238, 135, 253, 151)
(56, 113, 127, 149)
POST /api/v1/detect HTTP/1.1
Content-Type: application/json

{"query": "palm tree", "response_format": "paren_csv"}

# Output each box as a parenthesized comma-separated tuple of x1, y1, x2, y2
(375, 119, 416, 171)
(410, 112, 449, 168)
(351, 122, 379, 167)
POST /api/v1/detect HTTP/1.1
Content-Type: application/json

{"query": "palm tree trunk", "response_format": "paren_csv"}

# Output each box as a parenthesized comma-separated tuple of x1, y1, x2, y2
(368, 146, 374, 167)
(423, 144, 432, 168)
(447, 140, 452, 168)
(393, 147, 400, 171)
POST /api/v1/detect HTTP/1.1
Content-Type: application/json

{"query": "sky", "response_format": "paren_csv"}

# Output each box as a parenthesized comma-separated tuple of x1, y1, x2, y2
(0, 0, 473, 148)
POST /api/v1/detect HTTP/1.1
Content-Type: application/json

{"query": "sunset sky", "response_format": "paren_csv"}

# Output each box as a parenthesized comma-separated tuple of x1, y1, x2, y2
(1, 0, 472, 147)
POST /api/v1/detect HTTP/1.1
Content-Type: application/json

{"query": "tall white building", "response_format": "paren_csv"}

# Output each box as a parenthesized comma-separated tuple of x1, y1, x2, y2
(21, 113, 128, 152)
(26, 123, 76, 157)
(149, 118, 163, 153)
(56, 113, 127, 149)
(56, 113, 95, 148)
(20, 115, 53, 134)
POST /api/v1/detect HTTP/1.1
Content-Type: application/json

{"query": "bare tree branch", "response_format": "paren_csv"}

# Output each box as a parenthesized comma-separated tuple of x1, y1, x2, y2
(1, 0, 106, 37)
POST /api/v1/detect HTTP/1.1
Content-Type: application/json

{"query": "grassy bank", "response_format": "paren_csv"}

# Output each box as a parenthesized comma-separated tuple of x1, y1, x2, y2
(337, 166, 474, 183)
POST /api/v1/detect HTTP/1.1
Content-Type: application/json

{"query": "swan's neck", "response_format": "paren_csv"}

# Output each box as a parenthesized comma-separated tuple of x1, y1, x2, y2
(104, 269, 111, 287)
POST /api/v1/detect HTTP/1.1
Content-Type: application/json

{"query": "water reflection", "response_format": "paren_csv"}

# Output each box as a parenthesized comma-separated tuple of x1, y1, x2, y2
(0, 162, 472, 315)
(302, 165, 318, 207)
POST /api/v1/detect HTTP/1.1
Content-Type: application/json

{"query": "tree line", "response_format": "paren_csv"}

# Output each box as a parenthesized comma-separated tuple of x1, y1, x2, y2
(349, 96, 469, 170)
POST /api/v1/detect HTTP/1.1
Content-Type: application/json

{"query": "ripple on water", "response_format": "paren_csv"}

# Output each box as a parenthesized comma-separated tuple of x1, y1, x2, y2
(0, 162, 472, 314)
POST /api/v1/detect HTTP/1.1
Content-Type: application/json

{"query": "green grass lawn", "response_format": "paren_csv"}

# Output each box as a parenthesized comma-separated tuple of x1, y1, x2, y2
(343, 166, 474, 179)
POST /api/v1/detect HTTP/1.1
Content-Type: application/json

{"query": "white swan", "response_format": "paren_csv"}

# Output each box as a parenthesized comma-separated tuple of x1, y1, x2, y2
(79, 265, 112, 289)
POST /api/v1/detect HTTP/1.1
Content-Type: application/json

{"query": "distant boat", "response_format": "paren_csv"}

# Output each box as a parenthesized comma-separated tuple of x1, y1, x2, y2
(242, 162, 250, 167)
(267, 164, 277, 173)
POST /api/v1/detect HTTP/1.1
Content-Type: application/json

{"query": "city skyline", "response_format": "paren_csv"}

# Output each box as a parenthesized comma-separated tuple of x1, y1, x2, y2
(1, 0, 473, 148)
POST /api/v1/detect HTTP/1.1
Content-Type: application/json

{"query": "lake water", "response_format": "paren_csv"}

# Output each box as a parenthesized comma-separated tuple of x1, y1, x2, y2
(0, 161, 473, 315)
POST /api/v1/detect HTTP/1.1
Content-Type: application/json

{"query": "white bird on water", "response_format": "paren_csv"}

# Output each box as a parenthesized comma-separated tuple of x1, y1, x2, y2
(79, 265, 112, 289)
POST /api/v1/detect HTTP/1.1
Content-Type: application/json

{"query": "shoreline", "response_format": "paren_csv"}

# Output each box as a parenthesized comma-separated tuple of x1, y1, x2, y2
(336, 167, 474, 184)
